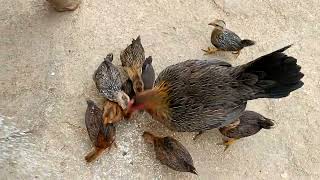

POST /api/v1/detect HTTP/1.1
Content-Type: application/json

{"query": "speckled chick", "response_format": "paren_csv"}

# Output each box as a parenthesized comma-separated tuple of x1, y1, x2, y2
(84, 100, 116, 163)
(47, 0, 80, 12)
(127, 45, 303, 132)
(93, 53, 130, 110)
(120, 36, 145, 94)
(102, 100, 124, 124)
(122, 56, 155, 98)
(218, 111, 274, 151)
(202, 19, 255, 56)
(143, 132, 197, 175)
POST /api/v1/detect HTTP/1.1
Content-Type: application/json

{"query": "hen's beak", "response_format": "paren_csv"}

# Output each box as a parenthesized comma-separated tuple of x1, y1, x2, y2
(208, 22, 215, 26)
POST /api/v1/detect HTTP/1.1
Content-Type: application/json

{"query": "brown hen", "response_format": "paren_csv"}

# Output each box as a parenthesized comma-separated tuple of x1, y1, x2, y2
(127, 45, 303, 133)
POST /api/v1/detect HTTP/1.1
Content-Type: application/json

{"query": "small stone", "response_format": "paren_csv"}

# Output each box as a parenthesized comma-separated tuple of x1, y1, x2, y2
(51, 72, 55, 76)
(281, 172, 288, 178)
(122, 151, 128, 156)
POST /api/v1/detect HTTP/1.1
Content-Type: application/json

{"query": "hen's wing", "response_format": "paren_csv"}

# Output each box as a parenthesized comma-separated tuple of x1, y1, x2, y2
(155, 59, 247, 131)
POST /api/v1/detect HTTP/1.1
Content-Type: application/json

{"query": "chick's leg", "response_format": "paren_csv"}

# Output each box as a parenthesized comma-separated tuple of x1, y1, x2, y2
(201, 46, 218, 55)
(217, 137, 237, 151)
(193, 130, 205, 140)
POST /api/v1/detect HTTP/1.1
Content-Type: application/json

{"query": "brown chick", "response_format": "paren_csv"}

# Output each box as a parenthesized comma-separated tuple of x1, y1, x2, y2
(47, 0, 80, 12)
(120, 36, 145, 94)
(202, 19, 255, 56)
(143, 132, 197, 175)
(126, 45, 303, 132)
(122, 56, 156, 98)
(218, 111, 274, 151)
(102, 100, 124, 124)
(85, 100, 116, 163)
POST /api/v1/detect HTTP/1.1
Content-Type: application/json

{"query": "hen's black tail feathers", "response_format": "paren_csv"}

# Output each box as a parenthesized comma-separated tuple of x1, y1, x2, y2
(237, 45, 304, 99)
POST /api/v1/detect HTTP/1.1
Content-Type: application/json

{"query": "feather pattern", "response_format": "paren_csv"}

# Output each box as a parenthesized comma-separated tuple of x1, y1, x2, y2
(211, 29, 243, 51)
(219, 111, 274, 139)
(155, 59, 247, 131)
(93, 54, 123, 102)
(155, 137, 195, 172)
(153, 46, 303, 132)
(85, 100, 104, 146)
(120, 36, 145, 68)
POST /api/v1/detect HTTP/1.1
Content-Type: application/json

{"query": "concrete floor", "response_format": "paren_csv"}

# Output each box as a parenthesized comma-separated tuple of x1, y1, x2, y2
(1, 0, 320, 179)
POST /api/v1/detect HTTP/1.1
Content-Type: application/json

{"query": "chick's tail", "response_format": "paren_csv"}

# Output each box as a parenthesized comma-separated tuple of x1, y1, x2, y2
(258, 118, 274, 129)
(187, 164, 198, 175)
(241, 39, 255, 47)
(85, 147, 105, 163)
(235, 45, 304, 99)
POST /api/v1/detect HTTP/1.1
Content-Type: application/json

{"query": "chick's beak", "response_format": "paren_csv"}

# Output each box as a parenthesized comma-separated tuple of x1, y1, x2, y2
(208, 22, 215, 26)
(127, 99, 134, 112)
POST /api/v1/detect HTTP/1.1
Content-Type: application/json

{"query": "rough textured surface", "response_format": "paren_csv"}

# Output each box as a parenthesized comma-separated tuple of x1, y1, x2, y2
(0, 0, 319, 179)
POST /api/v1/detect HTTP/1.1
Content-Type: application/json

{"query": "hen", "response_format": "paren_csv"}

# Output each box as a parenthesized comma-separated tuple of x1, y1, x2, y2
(127, 45, 303, 132)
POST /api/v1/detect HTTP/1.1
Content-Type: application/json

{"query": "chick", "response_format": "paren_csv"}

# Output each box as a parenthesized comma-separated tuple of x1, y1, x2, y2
(122, 56, 155, 98)
(84, 100, 116, 163)
(202, 19, 255, 56)
(127, 45, 303, 132)
(218, 111, 274, 151)
(102, 100, 124, 124)
(47, 0, 80, 12)
(120, 36, 145, 94)
(93, 53, 130, 110)
(142, 56, 156, 90)
(143, 132, 197, 175)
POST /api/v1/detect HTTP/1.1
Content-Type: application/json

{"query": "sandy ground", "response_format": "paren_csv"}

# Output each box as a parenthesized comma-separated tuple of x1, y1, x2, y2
(1, 0, 320, 179)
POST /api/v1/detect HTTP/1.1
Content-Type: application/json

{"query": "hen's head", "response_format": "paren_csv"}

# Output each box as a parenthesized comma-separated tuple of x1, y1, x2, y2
(127, 82, 170, 116)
